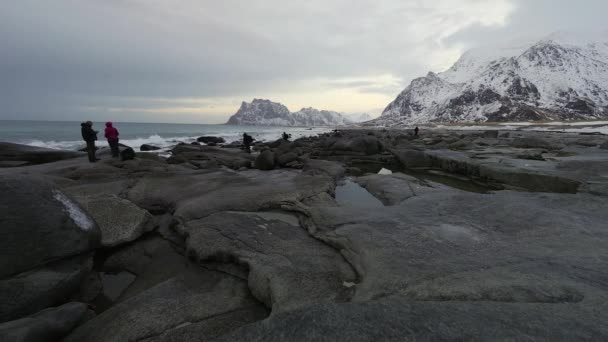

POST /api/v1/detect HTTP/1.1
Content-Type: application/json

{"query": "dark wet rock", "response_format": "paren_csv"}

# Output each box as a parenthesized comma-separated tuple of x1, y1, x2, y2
(120, 147, 136, 161)
(63, 270, 268, 342)
(0, 302, 90, 342)
(0, 175, 100, 278)
(391, 148, 581, 193)
(197, 136, 226, 144)
(189, 159, 221, 169)
(0, 161, 30, 168)
(101, 237, 190, 302)
(574, 137, 606, 147)
(78, 272, 102, 303)
(255, 150, 276, 170)
(0, 257, 91, 322)
(170, 145, 254, 170)
(72, 195, 153, 247)
(190, 141, 201, 145)
(0, 142, 83, 166)
(482, 130, 499, 139)
(140, 144, 161, 151)
(185, 212, 356, 312)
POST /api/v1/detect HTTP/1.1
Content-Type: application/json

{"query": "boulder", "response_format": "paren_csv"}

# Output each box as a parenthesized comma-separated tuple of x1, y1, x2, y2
(191, 142, 201, 145)
(0, 302, 90, 342)
(276, 152, 298, 167)
(120, 147, 135, 161)
(0, 142, 83, 165)
(330, 136, 382, 155)
(72, 195, 153, 247)
(197, 136, 225, 144)
(0, 175, 100, 278)
(140, 144, 161, 151)
(0, 257, 91, 322)
(255, 150, 276, 170)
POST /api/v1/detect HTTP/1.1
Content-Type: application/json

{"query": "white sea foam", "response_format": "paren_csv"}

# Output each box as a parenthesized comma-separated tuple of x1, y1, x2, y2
(52, 190, 95, 231)
(18, 127, 331, 152)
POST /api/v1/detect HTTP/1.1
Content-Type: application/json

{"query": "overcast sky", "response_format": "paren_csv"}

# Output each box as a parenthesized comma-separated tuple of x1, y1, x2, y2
(1, 0, 607, 123)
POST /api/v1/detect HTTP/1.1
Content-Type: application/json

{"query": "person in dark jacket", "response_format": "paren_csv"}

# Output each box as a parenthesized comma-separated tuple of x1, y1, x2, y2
(81, 121, 99, 162)
(414, 126, 419, 137)
(243, 133, 254, 153)
(282, 132, 291, 141)
(104, 122, 120, 158)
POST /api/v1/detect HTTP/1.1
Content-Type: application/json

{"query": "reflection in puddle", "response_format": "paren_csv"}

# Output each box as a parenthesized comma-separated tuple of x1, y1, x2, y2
(335, 179, 384, 208)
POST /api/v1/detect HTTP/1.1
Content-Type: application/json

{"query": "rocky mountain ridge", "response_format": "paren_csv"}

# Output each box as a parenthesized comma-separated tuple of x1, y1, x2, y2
(376, 33, 608, 125)
(227, 99, 351, 126)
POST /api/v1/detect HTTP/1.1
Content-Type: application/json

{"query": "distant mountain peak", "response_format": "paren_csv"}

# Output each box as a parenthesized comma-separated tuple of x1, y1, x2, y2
(226, 99, 351, 127)
(375, 33, 608, 125)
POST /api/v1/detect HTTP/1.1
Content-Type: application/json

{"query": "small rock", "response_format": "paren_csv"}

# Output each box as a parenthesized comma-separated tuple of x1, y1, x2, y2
(255, 150, 276, 170)
(197, 136, 225, 144)
(120, 148, 136, 161)
(140, 144, 161, 151)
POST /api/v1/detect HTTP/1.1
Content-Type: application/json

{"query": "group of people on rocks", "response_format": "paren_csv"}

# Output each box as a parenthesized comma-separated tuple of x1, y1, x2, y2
(81, 124, 418, 163)
(80, 121, 120, 163)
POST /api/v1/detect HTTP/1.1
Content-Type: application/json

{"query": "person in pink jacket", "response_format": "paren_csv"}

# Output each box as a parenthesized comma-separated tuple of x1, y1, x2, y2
(104, 122, 120, 158)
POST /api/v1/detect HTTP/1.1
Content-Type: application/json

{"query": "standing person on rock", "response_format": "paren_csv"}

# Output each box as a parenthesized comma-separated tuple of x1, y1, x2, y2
(104, 122, 120, 158)
(414, 126, 420, 137)
(81, 121, 99, 162)
(243, 133, 254, 153)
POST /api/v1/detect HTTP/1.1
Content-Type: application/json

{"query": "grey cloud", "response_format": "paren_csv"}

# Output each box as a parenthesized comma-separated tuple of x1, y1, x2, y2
(1, 0, 606, 122)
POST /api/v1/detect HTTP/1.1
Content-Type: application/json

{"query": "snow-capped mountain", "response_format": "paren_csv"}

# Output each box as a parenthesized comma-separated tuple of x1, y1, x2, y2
(345, 113, 374, 123)
(377, 33, 608, 125)
(226, 99, 351, 126)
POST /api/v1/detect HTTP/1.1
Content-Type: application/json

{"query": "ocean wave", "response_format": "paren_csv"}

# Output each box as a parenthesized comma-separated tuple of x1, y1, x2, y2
(16, 128, 330, 151)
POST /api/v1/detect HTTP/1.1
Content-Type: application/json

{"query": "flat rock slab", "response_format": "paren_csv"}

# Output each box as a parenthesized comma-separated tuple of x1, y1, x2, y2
(0, 142, 83, 165)
(185, 211, 356, 312)
(73, 195, 153, 247)
(214, 296, 608, 342)
(353, 173, 439, 205)
(0, 302, 89, 342)
(0, 257, 91, 322)
(64, 270, 268, 342)
(127, 167, 337, 221)
(306, 190, 608, 309)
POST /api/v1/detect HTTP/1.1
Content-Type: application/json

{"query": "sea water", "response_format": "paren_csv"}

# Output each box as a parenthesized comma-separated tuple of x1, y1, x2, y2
(0, 120, 331, 151)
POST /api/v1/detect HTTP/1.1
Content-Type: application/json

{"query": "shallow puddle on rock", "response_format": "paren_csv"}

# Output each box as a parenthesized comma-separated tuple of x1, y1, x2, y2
(101, 271, 136, 302)
(335, 179, 384, 208)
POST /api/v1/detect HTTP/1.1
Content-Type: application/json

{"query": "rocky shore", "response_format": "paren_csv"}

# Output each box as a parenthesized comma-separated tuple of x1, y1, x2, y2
(1, 128, 608, 341)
